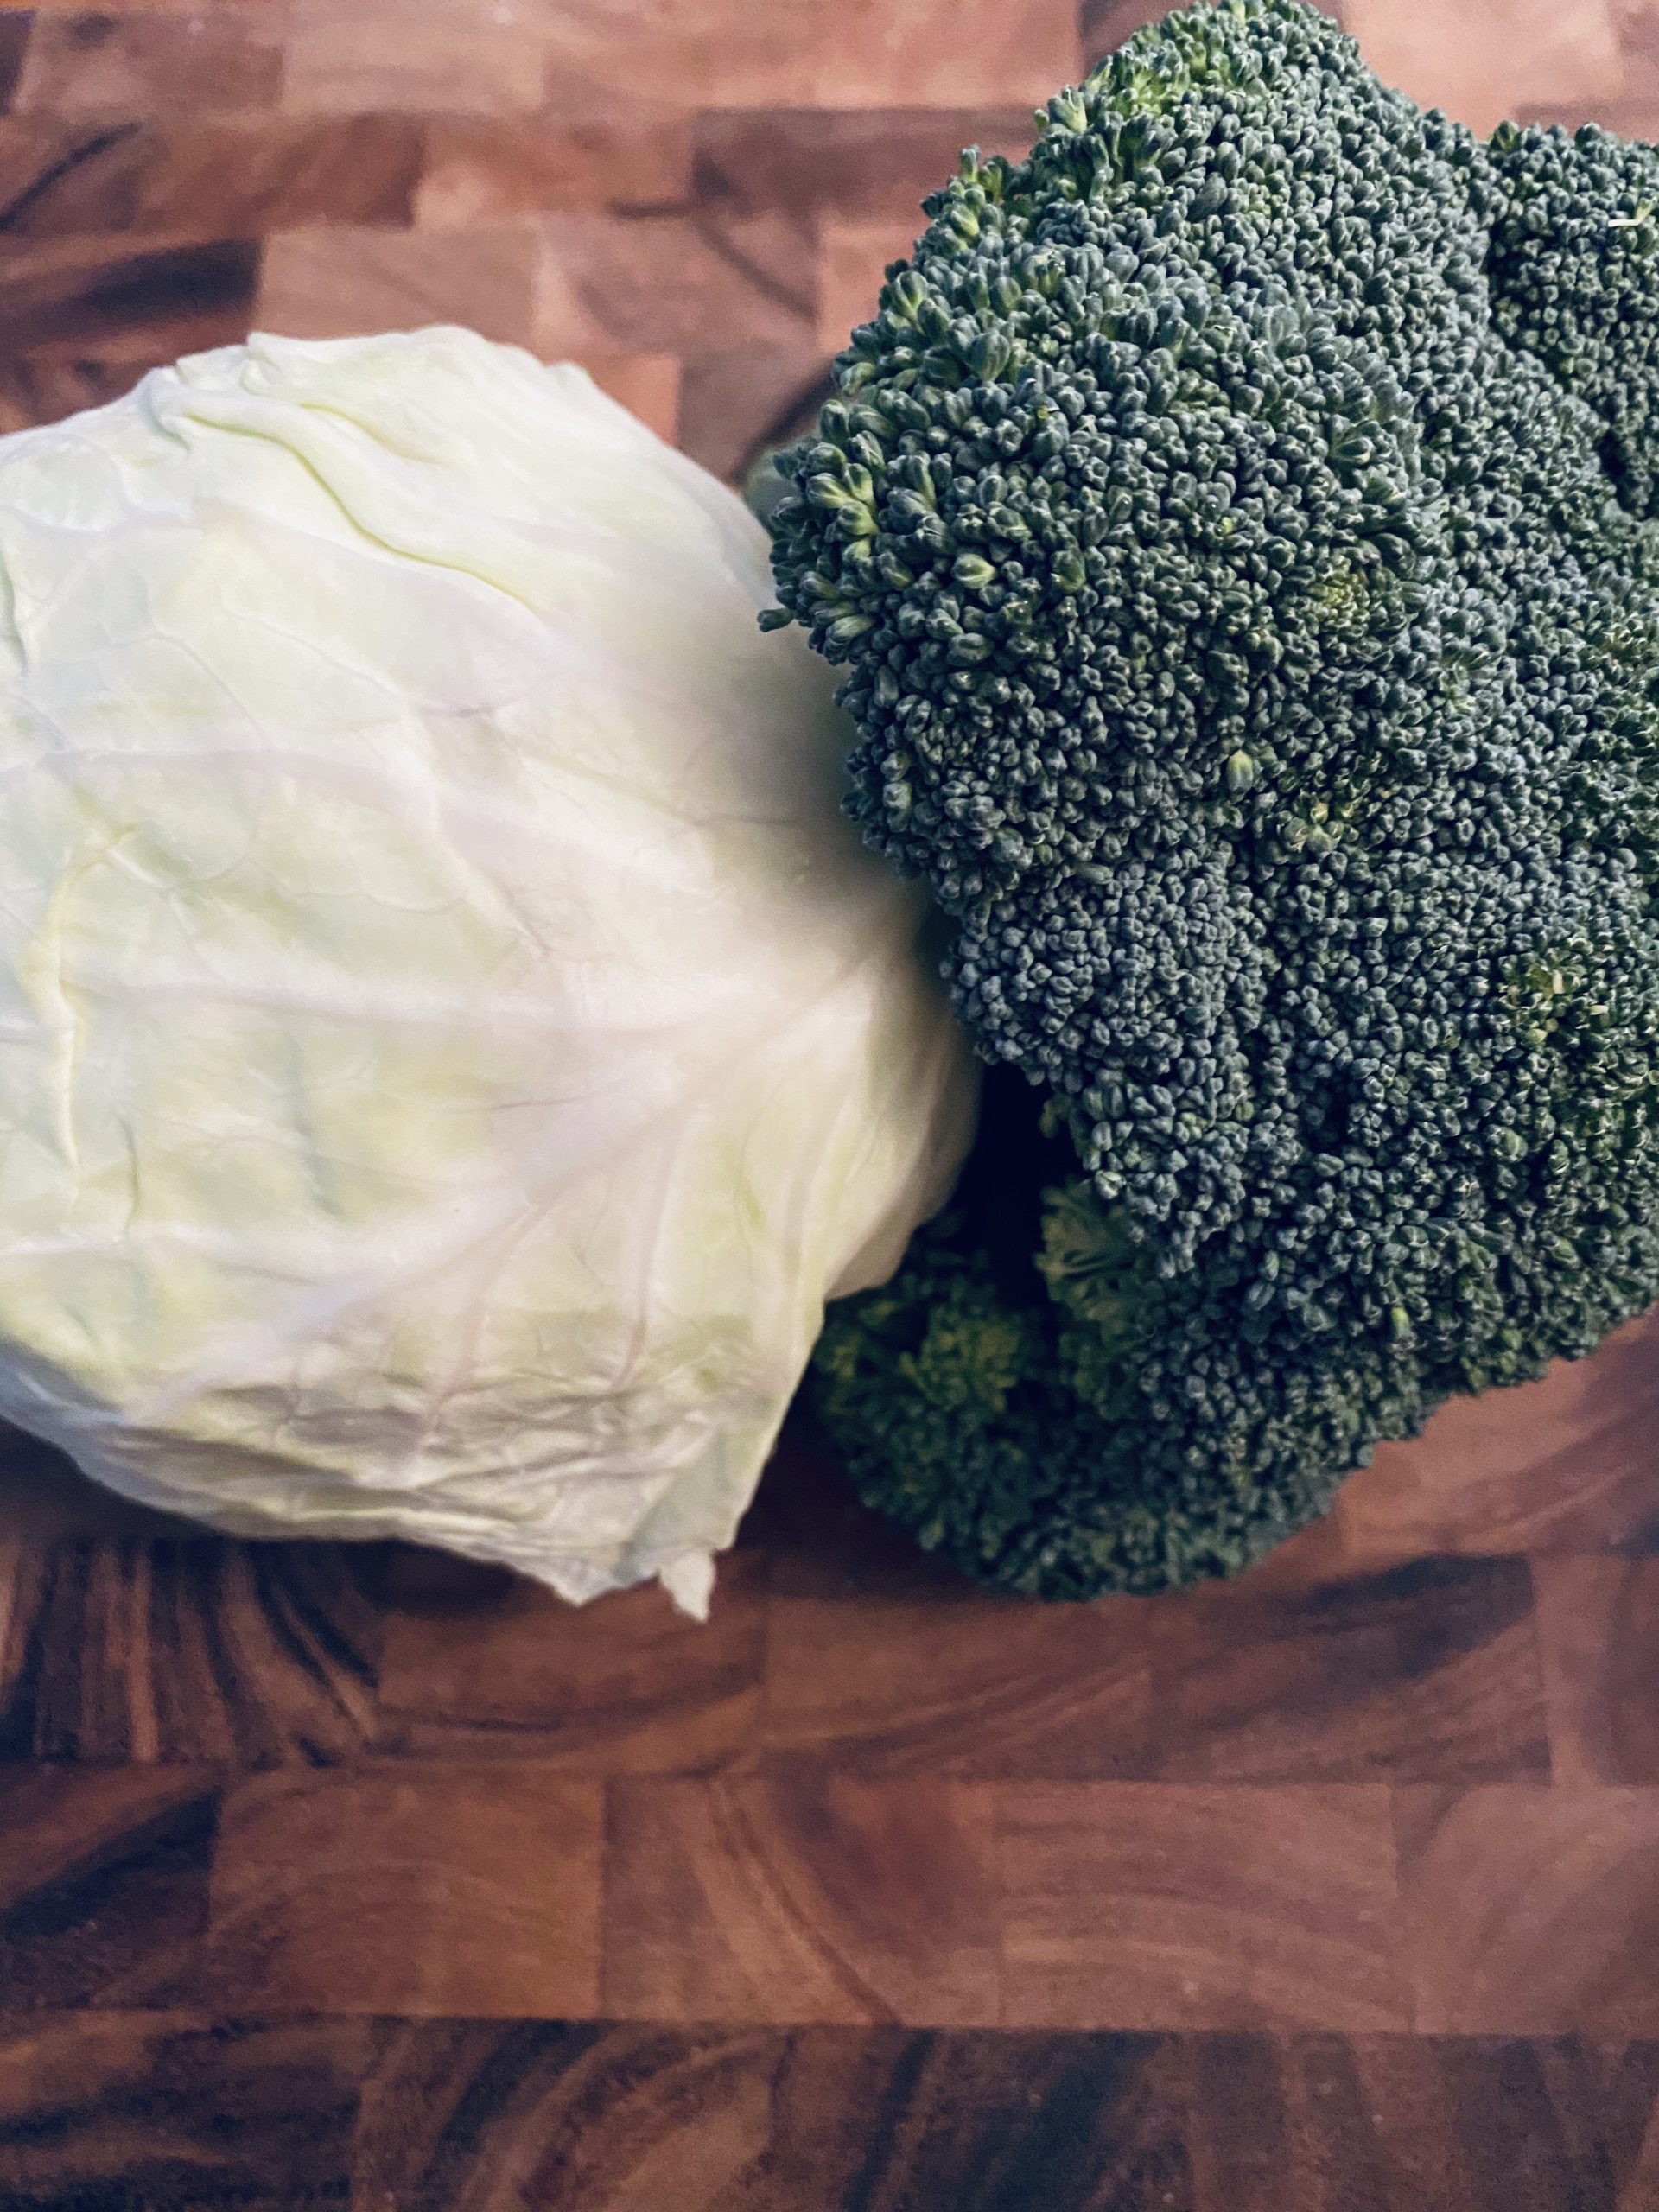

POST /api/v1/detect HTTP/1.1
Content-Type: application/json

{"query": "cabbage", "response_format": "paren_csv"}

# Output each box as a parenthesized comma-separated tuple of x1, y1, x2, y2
(0, 325, 977, 1613)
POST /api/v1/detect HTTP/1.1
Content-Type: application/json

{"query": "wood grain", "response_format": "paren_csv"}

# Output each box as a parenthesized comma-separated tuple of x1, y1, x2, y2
(355, 2018, 791, 2212)
(0, 14, 34, 111)
(690, 105, 1039, 220)
(762, 1568, 1152, 1777)
(534, 207, 817, 355)
(1143, 1554, 1551, 1784)
(282, 0, 553, 118)
(676, 344, 833, 486)
(1, 1537, 381, 1764)
(256, 218, 540, 346)
(354, 2021, 1197, 2211)
(0, 2012, 377, 2212)
(1342, 0, 1624, 134)
(375, 1548, 765, 1771)
(206, 1764, 604, 2017)
(3, 2018, 1657, 2212)
(14, 8, 286, 118)
(1334, 1306, 1659, 1566)
(536, 0, 1084, 113)
(601, 1776, 1001, 2024)
(0, 111, 426, 239)
(1, 0, 1659, 2196)
(1533, 1556, 1659, 1786)
(1395, 1786, 1659, 2035)
(1177, 2034, 1659, 2212)
(0, 1764, 216, 2008)
(0, 229, 259, 357)
(998, 1783, 1408, 2031)
(416, 110, 692, 226)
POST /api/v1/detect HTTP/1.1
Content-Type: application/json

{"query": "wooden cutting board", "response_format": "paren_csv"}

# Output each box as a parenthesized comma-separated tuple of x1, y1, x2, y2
(2, 0, 1658, 2202)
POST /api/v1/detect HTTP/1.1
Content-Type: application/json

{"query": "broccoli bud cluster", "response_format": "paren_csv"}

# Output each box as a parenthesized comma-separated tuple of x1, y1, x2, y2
(767, 0, 1659, 1595)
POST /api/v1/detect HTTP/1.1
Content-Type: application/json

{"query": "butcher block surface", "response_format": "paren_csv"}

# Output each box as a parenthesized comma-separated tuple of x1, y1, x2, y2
(3, 0, 1659, 2203)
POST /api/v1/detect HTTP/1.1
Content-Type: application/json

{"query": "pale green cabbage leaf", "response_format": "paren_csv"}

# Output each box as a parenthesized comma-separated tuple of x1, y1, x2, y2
(0, 325, 977, 1614)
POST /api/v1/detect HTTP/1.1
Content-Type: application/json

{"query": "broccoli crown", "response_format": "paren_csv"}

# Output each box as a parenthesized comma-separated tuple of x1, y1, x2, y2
(771, 0, 1659, 1593)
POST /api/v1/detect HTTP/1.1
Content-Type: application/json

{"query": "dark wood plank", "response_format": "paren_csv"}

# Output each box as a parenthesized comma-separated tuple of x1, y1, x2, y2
(0, 1538, 381, 1764)
(1533, 1557, 1659, 1786)
(1, 2015, 1652, 2212)
(0, 231, 258, 356)
(601, 1777, 1000, 2025)
(281, 0, 559, 119)
(1405, 2039, 1659, 2212)
(1178, 2034, 1659, 2212)
(761, 1567, 1152, 1778)
(206, 1765, 603, 2018)
(1144, 1555, 1551, 1784)
(417, 111, 691, 225)
(1334, 1306, 1659, 1566)
(255, 218, 537, 348)
(350, 2024, 1659, 2212)
(1395, 1785, 1659, 2034)
(354, 2019, 793, 2212)
(536, 0, 1082, 111)
(0, 2010, 374, 2212)
(691, 105, 1037, 220)
(0, 12, 32, 111)
(374, 1548, 765, 1773)
(14, 6, 286, 116)
(676, 345, 832, 486)
(365, 1541, 517, 1611)
(0, 1764, 216, 2008)
(534, 207, 817, 355)
(353, 2021, 1196, 2212)
(1342, 0, 1624, 137)
(998, 1783, 1408, 2031)
(0, 112, 423, 239)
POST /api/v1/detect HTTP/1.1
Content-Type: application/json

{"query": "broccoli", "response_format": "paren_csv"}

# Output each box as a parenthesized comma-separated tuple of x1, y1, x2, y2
(762, 0, 1659, 1596)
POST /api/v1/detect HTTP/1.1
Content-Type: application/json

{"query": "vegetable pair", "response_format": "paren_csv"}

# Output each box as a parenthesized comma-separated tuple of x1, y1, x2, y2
(7, 0, 1659, 1608)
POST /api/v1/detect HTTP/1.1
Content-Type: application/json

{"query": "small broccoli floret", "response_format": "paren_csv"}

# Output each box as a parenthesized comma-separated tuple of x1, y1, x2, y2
(813, 1069, 1353, 1593)
(1483, 118, 1659, 518)
(777, 0, 1659, 1595)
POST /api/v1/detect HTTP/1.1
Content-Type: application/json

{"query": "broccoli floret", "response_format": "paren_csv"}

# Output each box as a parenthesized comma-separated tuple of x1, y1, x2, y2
(814, 1069, 1349, 1594)
(1483, 118, 1659, 518)
(769, 0, 1659, 1595)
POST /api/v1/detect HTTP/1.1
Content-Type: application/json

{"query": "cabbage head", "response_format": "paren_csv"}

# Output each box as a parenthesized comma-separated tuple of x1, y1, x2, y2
(0, 325, 977, 1613)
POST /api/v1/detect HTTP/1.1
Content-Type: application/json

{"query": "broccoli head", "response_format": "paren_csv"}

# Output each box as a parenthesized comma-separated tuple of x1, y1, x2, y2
(766, 0, 1659, 1595)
